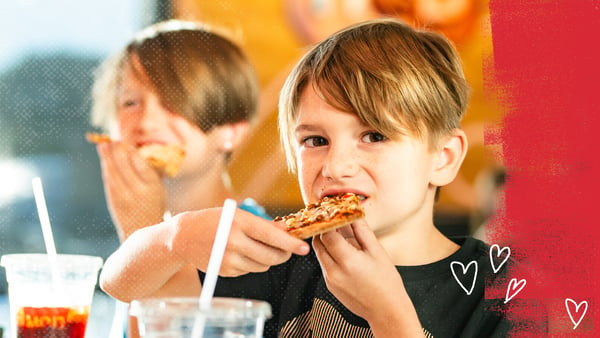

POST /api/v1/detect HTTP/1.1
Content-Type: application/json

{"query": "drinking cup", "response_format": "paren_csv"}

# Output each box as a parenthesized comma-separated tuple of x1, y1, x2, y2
(130, 297, 272, 338)
(1, 254, 103, 338)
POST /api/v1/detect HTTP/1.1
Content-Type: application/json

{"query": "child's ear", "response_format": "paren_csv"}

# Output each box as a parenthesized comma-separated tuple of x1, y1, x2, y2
(215, 121, 250, 152)
(430, 129, 468, 187)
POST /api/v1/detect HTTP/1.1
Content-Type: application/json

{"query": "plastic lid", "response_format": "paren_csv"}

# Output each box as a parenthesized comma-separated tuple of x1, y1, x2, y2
(1, 253, 103, 271)
(130, 297, 272, 320)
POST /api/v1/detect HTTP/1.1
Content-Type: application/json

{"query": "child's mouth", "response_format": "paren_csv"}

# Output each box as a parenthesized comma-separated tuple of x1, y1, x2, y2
(324, 192, 367, 202)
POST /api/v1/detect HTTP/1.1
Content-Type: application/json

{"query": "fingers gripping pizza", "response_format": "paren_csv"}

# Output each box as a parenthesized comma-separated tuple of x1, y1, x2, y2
(274, 193, 365, 239)
(86, 132, 185, 177)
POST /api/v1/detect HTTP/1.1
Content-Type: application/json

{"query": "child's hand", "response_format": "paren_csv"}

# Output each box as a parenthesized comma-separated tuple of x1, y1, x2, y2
(101, 208, 311, 302)
(171, 208, 310, 277)
(313, 220, 423, 335)
(97, 142, 166, 241)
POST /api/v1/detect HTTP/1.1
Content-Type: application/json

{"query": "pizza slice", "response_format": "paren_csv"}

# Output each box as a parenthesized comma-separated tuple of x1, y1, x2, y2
(85, 132, 185, 177)
(85, 132, 112, 144)
(274, 192, 365, 239)
(136, 143, 185, 178)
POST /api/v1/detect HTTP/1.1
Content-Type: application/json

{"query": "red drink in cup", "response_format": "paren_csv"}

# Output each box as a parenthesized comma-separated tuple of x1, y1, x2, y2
(1, 254, 102, 338)
(16, 306, 89, 338)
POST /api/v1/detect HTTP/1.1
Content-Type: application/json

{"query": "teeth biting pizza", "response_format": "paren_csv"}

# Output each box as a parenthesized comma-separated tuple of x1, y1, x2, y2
(274, 192, 365, 239)
(86, 132, 185, 177)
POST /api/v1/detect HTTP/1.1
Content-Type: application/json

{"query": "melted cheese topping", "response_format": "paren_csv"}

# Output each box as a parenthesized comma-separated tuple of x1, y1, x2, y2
(274, 193, 363, 230)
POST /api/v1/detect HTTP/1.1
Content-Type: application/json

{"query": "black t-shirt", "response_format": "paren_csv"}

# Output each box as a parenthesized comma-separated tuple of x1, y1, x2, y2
(199, 237, 543, 337)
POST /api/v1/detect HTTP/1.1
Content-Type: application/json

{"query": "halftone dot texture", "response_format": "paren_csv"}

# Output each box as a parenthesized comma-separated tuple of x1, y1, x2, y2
(487, 1, 600, 335)
(1, 55, 98, 155)
(0, 52, 120, 298)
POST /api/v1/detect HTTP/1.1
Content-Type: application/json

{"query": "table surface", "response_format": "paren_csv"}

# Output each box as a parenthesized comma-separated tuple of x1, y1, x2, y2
(0, 291, 122, 338)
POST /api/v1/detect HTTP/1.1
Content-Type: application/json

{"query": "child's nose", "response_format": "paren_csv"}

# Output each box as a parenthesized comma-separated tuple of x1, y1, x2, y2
(137, 101, 168, 132)
(321, 145, 359, 180)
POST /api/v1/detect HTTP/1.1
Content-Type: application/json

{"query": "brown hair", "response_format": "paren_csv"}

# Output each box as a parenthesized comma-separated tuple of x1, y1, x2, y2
(91, 20, 259, 134)
(279, 18, 470, 172)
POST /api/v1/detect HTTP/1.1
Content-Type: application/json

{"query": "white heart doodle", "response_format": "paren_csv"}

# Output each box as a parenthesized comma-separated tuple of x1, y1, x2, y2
(504, 278, 526, 304)
(451, 261, 478, 295)
(489, 244, 510, 273)
(565, 298, 588, 330)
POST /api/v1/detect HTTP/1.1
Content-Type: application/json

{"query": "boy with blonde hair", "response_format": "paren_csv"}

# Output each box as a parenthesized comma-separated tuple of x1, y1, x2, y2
(101, 18, 517, 337)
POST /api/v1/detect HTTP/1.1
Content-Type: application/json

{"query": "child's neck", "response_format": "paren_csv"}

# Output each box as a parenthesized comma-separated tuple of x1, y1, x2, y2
(379, 224, 459, 266)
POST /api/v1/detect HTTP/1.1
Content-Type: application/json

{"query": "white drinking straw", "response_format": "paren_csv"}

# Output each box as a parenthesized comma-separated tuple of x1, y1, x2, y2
(32, 177, 62, 288)
(32, 177, 58, 256)
(192, 198, 238, 337)
(199, 198, 238, 309)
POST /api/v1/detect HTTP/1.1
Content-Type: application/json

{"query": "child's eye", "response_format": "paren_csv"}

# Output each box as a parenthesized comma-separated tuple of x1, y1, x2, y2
(361, 132, 387, 143)
(302, 136, 328, 147)
(117, 92, 142, 110)
(119, 99, 140, 109)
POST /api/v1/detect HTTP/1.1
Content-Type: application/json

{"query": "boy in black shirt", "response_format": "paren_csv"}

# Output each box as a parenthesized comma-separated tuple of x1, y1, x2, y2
(101, 18, 528, 337)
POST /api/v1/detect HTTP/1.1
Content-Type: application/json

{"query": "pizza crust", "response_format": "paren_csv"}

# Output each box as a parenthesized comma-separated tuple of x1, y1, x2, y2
(86, 132, 185, 177)
(85, 132, 112, 144)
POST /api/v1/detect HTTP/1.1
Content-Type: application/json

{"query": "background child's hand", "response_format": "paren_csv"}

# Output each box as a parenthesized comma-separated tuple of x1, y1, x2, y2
(171, 208, 310, 277)
(97, 141, 167, 241)
(312, 220, 408, 323)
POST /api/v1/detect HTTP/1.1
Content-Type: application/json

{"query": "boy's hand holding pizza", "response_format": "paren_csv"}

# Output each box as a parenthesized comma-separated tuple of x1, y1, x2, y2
(272, 192, 422, 334)
(170, 208, 310, 278)
(101, 208, 310, 301)
(95, 140, 167, 241)
(88, 132, 184, 240)
(313, 221, 424, 337)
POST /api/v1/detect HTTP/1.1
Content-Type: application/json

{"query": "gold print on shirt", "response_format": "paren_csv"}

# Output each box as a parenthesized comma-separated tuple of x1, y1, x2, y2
(279, 310, 311, 338)
(279, 298, 432, 337)
(279, 298, 433, 338)
(279, 298, 373, 337)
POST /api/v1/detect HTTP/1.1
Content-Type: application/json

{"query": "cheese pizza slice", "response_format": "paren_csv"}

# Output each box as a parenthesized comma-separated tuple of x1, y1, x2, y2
(86, 132, 185, 177)
(274, 192, 365, 239)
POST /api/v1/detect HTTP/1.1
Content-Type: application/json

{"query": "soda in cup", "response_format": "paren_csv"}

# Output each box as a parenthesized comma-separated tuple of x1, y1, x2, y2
(1, 254, 103, 338)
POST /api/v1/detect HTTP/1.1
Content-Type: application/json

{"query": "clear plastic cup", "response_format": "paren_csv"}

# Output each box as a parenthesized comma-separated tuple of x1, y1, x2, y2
(0, 253, 103, 338)
(130, 297, 272, 338)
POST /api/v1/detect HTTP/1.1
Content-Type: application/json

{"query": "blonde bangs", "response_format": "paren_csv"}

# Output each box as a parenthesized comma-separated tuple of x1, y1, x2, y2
(279, 18, 470, 172)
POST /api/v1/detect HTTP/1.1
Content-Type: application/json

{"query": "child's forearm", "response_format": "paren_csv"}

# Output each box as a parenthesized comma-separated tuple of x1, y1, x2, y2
(100, 221, 188, 302)
(100, 208, 310, 302)
(370, 315, 426, 338)
(368, 291, 425, 338)
(145, 264, 202, 298)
